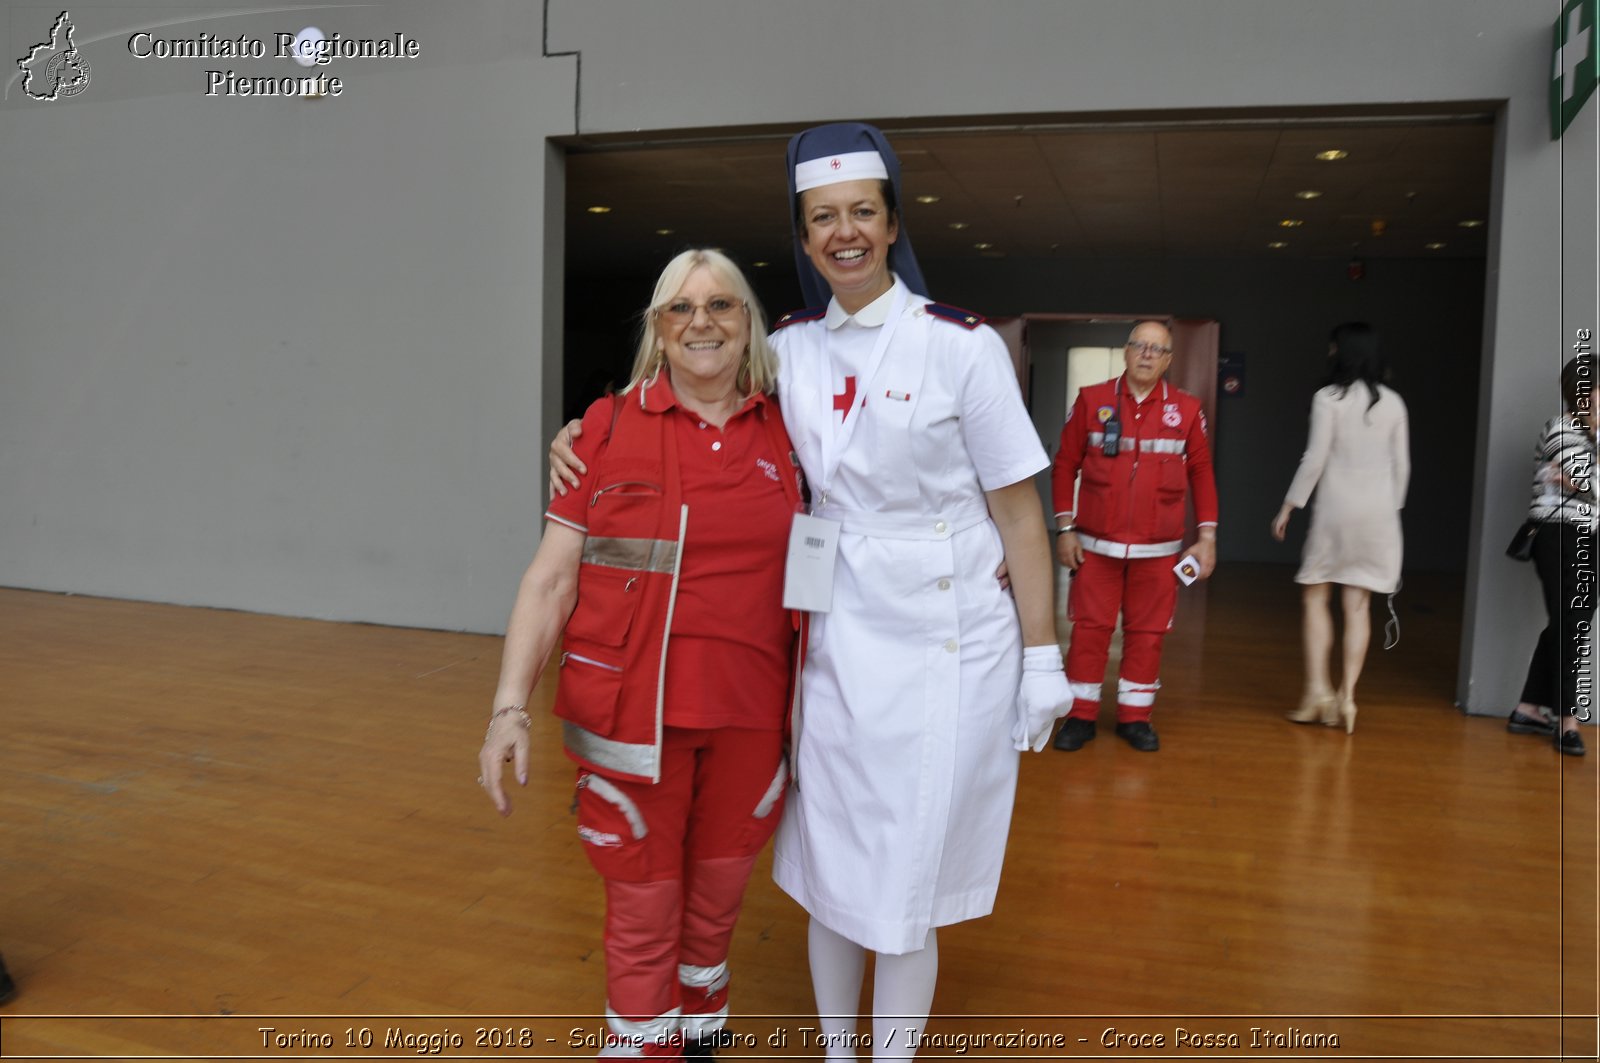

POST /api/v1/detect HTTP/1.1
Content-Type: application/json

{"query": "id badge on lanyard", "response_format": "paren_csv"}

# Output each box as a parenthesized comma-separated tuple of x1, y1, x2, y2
(780, 285, 908, 613)
(783, 512, 840, 612)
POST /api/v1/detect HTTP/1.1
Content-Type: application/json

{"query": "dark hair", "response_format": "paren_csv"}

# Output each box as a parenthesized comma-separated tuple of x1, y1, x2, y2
(1561, 354, 1596, 418)
(1323, 321, 1387, 413)
(793, 178, 898, 237)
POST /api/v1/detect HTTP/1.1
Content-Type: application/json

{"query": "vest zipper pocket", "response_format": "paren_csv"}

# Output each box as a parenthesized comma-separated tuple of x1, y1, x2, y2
(562, 651, 624, 673)
(591, 480, 663, 507)
(553, 650, 627, 736)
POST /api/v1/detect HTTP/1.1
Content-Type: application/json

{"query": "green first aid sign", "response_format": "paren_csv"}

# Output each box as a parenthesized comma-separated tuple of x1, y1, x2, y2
(1552, 0, 1598, 139)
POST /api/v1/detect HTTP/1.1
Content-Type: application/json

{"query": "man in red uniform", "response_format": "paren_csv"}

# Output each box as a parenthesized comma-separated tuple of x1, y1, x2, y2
(1051, 321, 1219, 752)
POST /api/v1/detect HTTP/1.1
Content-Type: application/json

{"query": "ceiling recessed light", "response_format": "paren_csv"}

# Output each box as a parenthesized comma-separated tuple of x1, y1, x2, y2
(1425, 242, 1447, 250)
(752, 261, 769, 268)
(1458, 219, 1485, 228)
(1315, 149, 1349, 161)
(915, 194, 941, 205)
(1279, 218, 1304, 228)
(586, 205, 612, 214)
(972, 242, 993, 250)
(654, 227, 674, 235)
(1268, 241, 1289, 249)
(1294, 190, 1323, 200)
(948, 221, 970, 230)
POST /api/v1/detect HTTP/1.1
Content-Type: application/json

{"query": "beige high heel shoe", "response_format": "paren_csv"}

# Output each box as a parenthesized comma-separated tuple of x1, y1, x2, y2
(1287, 692, 1336, 724)
(1327, 696, 1356, 733)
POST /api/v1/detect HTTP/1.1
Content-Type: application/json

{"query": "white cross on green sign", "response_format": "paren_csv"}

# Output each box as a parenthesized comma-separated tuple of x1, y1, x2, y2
(1552, 0, 1597, 139)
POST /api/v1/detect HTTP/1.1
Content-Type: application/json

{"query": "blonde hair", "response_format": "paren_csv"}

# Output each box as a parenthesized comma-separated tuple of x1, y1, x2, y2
(624, 248, 779, 397)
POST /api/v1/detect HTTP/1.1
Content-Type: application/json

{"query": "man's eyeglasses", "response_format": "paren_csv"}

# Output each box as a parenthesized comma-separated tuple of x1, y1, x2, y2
(1126, 340, 1173, 356)
(655, 296, 747, 325)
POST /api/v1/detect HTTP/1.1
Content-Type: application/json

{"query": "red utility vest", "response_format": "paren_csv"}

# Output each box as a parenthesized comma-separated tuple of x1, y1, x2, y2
(555, 382, 806, 784)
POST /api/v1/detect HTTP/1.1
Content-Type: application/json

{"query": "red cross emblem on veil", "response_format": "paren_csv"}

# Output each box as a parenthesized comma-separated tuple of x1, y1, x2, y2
(830, 158, 842, 170)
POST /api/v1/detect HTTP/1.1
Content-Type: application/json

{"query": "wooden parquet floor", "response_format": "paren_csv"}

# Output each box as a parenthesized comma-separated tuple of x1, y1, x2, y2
(0, 566, 1594, 1061)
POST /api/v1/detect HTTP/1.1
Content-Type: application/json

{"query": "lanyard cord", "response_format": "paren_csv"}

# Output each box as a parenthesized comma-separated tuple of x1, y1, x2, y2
(1382, 578, 1402, 650)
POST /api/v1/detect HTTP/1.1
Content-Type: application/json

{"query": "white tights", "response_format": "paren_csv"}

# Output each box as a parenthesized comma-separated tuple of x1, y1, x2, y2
(807, 918, 938, 1061)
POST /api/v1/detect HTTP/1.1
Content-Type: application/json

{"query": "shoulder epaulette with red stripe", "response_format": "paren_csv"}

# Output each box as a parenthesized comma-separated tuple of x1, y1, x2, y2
(774, 306, 826, 329)
(925, 302, 985, 329)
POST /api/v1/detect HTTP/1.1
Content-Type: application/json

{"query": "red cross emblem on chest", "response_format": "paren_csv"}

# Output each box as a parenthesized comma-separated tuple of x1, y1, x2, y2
(833, 375, 857, 422)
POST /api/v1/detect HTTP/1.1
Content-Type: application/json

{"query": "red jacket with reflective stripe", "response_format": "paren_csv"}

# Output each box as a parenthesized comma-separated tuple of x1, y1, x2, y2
(1051, 376, 1219, 545)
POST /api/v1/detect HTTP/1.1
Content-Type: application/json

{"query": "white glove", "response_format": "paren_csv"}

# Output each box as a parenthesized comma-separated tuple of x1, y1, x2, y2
(1014, 644, 1070, 753)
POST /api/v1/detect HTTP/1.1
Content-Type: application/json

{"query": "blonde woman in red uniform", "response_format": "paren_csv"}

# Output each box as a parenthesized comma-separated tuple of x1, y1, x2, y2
(479, 249, 804, 1057)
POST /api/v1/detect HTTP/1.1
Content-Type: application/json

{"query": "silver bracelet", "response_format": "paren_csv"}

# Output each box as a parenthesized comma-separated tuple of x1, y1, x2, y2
(486, 704, 532, 739)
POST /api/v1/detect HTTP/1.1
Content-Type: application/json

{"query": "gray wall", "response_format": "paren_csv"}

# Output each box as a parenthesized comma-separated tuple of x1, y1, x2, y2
(0, 2, 574, 632)
(2, 0, 1595, 720)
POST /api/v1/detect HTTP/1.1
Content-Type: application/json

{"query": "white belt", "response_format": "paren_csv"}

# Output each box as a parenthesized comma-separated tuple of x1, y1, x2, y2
(814, 501, 990, 541)
(1078, 532, 1183, 559)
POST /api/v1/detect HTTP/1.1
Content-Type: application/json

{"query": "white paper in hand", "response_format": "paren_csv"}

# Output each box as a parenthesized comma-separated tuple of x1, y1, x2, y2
(1173, 555, 1201, 586)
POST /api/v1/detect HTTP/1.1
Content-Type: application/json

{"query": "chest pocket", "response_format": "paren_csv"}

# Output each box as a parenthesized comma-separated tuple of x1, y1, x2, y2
(567, 475, 666, 651)
(557, 565, 642, 737)
(1155, 452, 1186, 498)
(565, 565, 646, 650)
(854, 337, 933, 507)
(1145, 410, 1187, 497)
(858, 385, 919, 506)
(1081, 449, 1115, 488)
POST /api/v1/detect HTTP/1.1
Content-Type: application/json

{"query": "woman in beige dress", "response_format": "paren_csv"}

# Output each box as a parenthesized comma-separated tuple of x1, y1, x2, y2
(1271, 322, 1410, 733)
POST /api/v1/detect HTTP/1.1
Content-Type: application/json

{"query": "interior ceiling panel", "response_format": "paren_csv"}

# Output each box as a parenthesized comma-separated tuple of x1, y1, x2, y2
(565, 116, 1493, 273)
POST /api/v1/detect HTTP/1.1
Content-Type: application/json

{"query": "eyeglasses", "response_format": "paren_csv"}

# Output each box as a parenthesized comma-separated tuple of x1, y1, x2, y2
(655, 296, 747, 325)
(1126, 341, 1173, 356)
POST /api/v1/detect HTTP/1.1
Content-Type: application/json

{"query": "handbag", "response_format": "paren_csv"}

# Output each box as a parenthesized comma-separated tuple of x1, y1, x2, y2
(1506, 519, 1540, 562)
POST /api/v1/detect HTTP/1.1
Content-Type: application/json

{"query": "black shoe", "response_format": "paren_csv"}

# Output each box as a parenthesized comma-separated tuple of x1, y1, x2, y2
(1053, 717, 1096, 751)
(0, 954, 15, 1006)
(1507, 709, 1557, 736)
(1114, 721, 1160, 752)
(1557, 729, 1587, 756)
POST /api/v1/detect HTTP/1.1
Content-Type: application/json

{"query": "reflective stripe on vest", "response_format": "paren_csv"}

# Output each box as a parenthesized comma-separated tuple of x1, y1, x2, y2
(582, 535, 679, 573)
(651, 506, 690, 779)
(564, 720, 659, 781)
(1085, 432, 1187, 456)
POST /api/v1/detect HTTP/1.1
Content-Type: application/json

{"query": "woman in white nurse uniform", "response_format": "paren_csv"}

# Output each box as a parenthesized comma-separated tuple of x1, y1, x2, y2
(768, 122, 1068, 1060)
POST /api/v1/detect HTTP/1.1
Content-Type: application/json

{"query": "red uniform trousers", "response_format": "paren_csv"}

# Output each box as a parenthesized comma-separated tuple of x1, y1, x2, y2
(1065, 551, 1179, 723)
(575, 726, 787, 1054)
